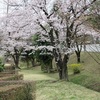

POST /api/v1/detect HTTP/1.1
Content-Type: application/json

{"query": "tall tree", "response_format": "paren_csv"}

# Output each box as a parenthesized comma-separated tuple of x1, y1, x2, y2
(29, 0, 97, 80)
(74, 34, 85, 63)
(0, 5, 35, 69)
(1, 0, 97, 79)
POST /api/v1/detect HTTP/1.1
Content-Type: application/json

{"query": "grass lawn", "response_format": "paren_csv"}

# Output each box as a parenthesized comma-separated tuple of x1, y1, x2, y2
(19, 65, 100, 100)
(19, 67, 56, 81)
(68, 52, 100, 92)
(37, 80, 100, 100)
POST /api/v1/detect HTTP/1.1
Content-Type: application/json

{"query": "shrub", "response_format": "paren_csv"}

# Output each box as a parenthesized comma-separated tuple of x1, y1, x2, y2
(0, 67, 4, 72)
(0, 74, 23, 81)
(0, 81, 36, 100)
(69, 64, 81, 74)
(0, 84, 33, 100)
(0, 59, 4, 72)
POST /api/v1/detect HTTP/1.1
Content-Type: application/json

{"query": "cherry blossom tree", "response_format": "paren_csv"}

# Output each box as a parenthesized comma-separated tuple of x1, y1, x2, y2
(74, 34, 85, 63)
(0, 0, 97, 79)
(73, 23, 100, 63)
(28, 0, 97, 80)
(0, 4, 35, 69)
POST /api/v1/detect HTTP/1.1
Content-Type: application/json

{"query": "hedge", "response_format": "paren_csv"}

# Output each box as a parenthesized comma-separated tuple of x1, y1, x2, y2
(0, 74, 23, 81)
(0, 81, 36, 100)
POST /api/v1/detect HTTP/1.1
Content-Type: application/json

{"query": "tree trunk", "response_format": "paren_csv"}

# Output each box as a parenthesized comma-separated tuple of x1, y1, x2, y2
(56, 54, 69, 81)
(47, 66, 50, 73)
(12, 55, 20, 69)
(15, 59, 19, 69)
(26, 59, 29, 68)
(47, 61, 53, 73)
(62, 62, 69, 81)
(57, 61, 68, 80)
(62, 54, 69, 80)
(75, 51, 81, 63)
(31, 58, 35, 67)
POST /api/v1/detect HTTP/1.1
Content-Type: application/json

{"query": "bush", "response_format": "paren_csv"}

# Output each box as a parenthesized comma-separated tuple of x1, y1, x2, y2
(69, 64, 81, 74)
(36, 51, 53, 73)
(0, 74, 23, 81)
(0, 81, 36, 100)
(0, 59, 4, 72)
(0, 84, 33, 100)
(0, 67, 4, 72)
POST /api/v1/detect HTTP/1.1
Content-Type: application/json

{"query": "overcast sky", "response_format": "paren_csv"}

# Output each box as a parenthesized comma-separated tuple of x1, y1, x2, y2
(0, 0, 56, 17)
(0, 0, 7, 17)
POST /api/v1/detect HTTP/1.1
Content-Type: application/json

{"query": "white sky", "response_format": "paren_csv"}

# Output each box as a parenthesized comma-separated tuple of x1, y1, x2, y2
(0, 0, 56, 17)
(0, 0, 7, 17)
(0, 0, 91, 18)
(0, 0, 24, 17)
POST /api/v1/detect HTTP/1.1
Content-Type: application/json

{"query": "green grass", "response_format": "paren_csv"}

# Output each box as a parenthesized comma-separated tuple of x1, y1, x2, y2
(20, 64, 100, 100)
(36, 80, 100, 100)
(19, 52, 100, 99)
(68, 52, 100, 74)
(20, 52, 100, 92)
(20, 68, 100, 100)
(19, 67, 56, 81)
(68, 52, 100, 92)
